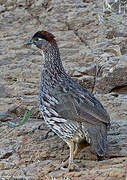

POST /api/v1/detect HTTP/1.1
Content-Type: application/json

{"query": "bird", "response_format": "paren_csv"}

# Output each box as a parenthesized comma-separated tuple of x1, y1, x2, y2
(26, 30, 110, 171)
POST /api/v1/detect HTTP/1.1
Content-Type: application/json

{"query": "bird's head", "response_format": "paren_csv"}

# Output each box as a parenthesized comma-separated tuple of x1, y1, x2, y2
(26, 31, 57, 50)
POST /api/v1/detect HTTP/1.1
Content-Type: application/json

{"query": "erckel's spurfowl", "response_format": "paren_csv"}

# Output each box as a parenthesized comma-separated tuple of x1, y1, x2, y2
(26, 31, 110, 171)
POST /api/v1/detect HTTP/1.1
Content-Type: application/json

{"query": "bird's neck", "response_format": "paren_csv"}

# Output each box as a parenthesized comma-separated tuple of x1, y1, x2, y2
(42, 44, 65, 75)
(40, 44, 67, 88)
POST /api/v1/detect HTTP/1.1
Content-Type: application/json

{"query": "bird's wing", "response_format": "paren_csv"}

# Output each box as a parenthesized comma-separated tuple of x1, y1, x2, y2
(52, 81, 110, 126)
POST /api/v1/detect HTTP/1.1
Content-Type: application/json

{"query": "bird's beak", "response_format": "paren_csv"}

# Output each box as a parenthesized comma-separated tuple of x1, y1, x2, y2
(25, 38, 34, 45)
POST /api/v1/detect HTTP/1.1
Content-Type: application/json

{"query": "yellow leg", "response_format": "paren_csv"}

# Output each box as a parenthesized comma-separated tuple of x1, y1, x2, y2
(60, 139, 79, 171)
(67, 140, 75, 167)
(56, 139, 89, 171)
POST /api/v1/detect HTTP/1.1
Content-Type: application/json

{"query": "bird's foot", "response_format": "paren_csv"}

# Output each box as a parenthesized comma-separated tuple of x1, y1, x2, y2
(55, 159, 68, 171)
(56, 160, 79, 172)
(67, 162, 79, 172)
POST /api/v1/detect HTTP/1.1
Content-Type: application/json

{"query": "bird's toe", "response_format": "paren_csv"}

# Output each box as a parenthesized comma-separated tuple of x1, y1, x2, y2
(68, 163, 80, 172)
(55, 159, 68, 170)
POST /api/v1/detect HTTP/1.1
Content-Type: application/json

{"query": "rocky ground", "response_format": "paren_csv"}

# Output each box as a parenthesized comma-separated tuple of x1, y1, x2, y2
(0, 0, 127, 179)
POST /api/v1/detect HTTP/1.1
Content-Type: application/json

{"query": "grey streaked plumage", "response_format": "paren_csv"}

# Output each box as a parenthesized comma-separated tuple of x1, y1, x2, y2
(26, 31, 110, 170)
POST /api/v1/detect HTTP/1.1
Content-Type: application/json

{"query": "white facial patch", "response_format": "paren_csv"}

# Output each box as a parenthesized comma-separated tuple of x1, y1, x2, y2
(38, 38, 43, 41)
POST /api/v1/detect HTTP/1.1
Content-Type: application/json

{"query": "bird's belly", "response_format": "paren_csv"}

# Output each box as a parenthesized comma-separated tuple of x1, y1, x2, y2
(43, 112, 91, 144)
(40, 103, 91, 144)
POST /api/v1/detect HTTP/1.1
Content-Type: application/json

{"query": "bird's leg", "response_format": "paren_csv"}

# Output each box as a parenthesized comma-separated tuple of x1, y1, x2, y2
(58, 139, 74, 169)
(68, 140, 75, 168)
(73, 142, 79, 157)
(56, 138, 89, 170)
(56, 139, 86, 171)
(60, 139, 79, 171)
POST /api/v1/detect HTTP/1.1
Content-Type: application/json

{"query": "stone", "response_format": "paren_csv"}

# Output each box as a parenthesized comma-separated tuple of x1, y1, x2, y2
(0, 5, 5, 13)
(96, 55, 127, 93)
(0, 85, 10, 98)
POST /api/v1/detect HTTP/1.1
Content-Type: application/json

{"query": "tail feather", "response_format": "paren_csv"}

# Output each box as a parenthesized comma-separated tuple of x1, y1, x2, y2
(88, 124, 108, 157)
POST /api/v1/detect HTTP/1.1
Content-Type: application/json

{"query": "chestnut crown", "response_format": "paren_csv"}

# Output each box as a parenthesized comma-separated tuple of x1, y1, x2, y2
(26, 30, 57, 49)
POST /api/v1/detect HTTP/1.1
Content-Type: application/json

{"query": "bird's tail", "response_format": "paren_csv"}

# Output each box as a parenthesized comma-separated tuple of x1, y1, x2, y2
(88, 124, 108, 157)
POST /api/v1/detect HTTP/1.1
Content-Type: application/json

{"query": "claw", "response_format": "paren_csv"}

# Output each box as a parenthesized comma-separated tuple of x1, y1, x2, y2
(56, 159, 79, 172)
